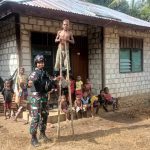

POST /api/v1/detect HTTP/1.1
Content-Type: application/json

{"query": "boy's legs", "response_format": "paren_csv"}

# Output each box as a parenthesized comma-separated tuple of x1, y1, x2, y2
(14, 105, 23, 121)
(4, 102, 7, 119)
(54, 48, 60, 71)
(8, 102, 11, 118)
(95, 103, 100, 114)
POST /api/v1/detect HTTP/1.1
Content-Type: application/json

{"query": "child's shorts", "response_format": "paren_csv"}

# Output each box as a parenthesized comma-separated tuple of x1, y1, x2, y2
(75, 106, 82, 113)
(75, 90, 82, 97)
(83, 104, 90, 111)
(4, 101, 11, 109)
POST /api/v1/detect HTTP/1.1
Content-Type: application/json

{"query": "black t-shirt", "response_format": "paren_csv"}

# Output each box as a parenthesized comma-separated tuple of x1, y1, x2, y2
(98, 95, 105, 104)
(2, 88, 14, 102)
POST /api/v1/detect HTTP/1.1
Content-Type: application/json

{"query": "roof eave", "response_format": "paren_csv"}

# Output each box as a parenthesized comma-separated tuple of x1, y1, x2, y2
(0, 2, 150, 31)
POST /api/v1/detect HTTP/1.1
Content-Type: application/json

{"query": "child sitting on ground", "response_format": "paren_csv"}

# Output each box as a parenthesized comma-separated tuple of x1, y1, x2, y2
(104, 87, 118, 111)
(74, 95, 83, 119)
(83, 78, 92, 96)
(90, 95, 100, 118)
(2, 79, 14, 120)
(81, 91, 90, 117)
(98, 90, 108, 112)
(60, 95, 70, 121)
(75, 76, 83, 98)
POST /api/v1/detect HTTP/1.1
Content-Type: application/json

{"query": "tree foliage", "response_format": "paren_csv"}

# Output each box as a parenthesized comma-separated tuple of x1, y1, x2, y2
(84, 0, 150, 21)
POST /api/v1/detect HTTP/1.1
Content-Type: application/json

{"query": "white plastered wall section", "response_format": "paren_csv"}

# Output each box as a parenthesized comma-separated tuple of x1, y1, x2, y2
(104, 26, 150, 97)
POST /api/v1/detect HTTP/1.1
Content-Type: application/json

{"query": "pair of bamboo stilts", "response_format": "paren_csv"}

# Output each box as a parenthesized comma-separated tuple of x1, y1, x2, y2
(57, 42, 74, 138)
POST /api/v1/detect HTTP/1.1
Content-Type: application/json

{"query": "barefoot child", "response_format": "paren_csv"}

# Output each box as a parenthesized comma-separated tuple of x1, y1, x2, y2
(98, 90, 108, 112)
(90, 95, 100, 118)
(60, 95, 70, 121)
(81, 91, 90, 117)
(74, 95, 83, 119)
(14, 67, 28, 121)
(55, 19, 75, 72)
(104, 87, 118, 111)
(2, 79, 14, 119)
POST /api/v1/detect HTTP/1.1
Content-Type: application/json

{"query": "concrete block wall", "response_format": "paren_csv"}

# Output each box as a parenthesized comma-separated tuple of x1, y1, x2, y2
(20, 15, 88, 75)
(104, 26, 150, 97)
(88, 26, 102, 94)
(0, 16, 18, 79)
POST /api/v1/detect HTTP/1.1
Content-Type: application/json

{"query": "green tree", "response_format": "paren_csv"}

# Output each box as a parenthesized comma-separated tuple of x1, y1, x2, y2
(85, 0, 130, 14)
(82, 0, 150, 21)
(140, 0, 150, 21)
(109, 0, 130, 14)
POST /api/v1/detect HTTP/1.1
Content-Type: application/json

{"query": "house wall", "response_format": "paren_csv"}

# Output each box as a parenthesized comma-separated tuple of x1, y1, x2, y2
(0, 16, 18, 79)
(104, 26, 150, 97)
(88, 26, 102, 94)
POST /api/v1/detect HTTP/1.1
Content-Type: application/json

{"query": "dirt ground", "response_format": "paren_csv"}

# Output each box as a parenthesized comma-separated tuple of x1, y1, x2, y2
(0, 105, 150, 150)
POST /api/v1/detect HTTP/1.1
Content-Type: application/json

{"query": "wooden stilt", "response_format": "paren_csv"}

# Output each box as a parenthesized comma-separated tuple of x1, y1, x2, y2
(65, 42, 74, 136)
(57, 47, 62, 138)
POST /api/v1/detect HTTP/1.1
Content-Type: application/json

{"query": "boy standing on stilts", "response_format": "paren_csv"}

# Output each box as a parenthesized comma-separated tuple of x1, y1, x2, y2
(54, 19, 75, 72)
(55, 19, 75, 136)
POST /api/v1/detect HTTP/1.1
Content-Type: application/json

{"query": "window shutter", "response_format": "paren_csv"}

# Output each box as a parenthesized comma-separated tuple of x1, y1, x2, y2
(132, 49, 142, 72)
(120, 48, 131, 73)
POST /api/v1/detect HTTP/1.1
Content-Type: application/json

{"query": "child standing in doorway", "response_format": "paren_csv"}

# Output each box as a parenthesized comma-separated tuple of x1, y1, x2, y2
(75, 76, 83, 97)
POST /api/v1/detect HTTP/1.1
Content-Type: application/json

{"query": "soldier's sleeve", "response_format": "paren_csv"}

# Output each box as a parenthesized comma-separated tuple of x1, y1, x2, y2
(28, 71, 38, 82)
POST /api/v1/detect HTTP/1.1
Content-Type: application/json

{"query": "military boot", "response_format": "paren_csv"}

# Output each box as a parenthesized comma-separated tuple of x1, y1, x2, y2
(31, 134, 39, 147)
(39, 131, 50, 142)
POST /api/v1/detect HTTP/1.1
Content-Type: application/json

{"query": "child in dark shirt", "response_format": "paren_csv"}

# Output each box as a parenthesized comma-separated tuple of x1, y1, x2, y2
(98, 90, 108, 112)
(60, 95, 70, 121)
(2, 79, 14, 119)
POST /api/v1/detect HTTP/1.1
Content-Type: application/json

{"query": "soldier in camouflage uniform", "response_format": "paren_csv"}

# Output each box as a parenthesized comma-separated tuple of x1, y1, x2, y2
(28, 54, 54, 147)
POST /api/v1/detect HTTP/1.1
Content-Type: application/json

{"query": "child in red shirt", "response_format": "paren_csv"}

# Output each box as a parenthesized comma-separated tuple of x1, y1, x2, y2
(104, 87, 118, 111)
(74, 95, 83, 118)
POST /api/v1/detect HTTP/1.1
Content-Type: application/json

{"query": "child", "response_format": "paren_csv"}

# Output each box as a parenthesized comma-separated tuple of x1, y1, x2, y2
(104, 87, 118, 111)
(83, 78, 92, 96)
(98, 90, 108, 112)
(2, 79, 14, 119)
(16, 67, 28, 102)
(61, 75, 69, 101)
(75, 76, 83, 97)
(81, 91, 90, 116)
(14, 67, 28, 121)
(74, 95, 83, 119)
(60, 95, 70, 121)
(90, 95, 100, 118)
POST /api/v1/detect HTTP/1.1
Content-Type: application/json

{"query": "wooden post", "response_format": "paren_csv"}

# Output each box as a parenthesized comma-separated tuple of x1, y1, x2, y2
(65, 42, 74, 136)
(57, 48, 62, 138)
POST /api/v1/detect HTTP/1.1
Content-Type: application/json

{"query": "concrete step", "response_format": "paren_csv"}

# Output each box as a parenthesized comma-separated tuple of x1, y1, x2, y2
(23, 109, 67, 124)
(22, 107, 109, 124)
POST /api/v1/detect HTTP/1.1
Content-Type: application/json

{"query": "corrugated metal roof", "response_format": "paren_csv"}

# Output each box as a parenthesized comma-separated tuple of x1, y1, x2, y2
(20, 0, 150, 28)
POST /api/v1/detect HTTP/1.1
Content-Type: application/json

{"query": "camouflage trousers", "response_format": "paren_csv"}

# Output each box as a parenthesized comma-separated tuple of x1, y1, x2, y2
(30, 97, 49, 135)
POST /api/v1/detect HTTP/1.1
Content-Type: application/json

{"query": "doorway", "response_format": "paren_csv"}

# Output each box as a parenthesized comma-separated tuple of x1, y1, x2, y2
(31, 32, 88, 82)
